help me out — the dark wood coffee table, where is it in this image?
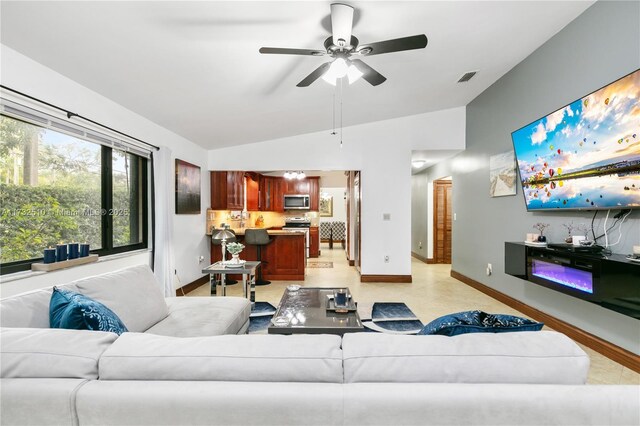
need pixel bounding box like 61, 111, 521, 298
268, 287, 364, 335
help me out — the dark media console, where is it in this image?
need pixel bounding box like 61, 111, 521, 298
505, 242, 640, 320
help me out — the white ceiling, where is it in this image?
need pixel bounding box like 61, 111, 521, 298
0, 1, 593, 150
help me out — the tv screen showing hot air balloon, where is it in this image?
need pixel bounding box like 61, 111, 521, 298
511, 69, 640, 211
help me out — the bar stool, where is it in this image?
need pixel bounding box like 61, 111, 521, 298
211, 229, 238, 285
245, 229, 272, 286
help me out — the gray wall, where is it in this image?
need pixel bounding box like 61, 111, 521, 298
417, 1, 640, 353
411, 173, 428, 256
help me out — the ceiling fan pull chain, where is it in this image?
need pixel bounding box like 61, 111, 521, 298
331, 89, 336, 136
340, 78, 344, 149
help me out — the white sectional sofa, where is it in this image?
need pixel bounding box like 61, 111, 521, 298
0, 265, 251, 336
1, 265, 638, 425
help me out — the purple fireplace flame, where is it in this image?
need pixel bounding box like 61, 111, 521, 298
531, 259, 593, 294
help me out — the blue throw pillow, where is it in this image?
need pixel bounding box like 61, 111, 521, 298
49, 287, 128, 335
418, 310, 543, 336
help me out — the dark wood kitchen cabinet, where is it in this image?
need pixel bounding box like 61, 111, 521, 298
308, 177, 319, 211
210, 171, 244, 210
259, 176, 284, 212
309, 226, 320, 258
245, 174, 259, 211
284, 178, 312, 195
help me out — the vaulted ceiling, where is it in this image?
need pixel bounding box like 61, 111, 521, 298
0, 1, 593, 150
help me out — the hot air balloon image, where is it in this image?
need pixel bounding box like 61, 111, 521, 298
557, 149, 561, 154
557, 168, 562, 175
604, 97, 610, 105
548, 169, 554, 177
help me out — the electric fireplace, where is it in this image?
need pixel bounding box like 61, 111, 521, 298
505, 242, 639, 319
530, 258, 594, 294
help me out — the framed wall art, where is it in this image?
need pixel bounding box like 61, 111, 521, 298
489, 151, 517, 197
175, 159, 201, 214
319, 195, 333, 217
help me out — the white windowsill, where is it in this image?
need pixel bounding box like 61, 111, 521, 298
0, 249, 152, 284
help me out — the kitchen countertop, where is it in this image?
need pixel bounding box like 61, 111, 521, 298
207, 228, 305, 237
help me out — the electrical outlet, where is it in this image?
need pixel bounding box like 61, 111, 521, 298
419, 241, 422, 249
198, 255, 205, 263
384, 255, 390, 263
454, 213, 457, 221
486, 263, 492, 276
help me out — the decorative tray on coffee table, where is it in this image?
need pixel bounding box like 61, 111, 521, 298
326, 292, 357, 312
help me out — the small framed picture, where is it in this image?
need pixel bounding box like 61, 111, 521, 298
320, 195, 333, 217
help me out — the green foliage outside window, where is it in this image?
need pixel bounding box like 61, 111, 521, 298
0, 115, 145, 266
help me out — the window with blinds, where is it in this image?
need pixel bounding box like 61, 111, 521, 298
0, 99, 150, 274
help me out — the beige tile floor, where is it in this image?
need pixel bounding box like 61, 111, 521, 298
190, 244, 639, 385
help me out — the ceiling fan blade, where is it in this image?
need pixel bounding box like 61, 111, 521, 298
259, 47, 325, 56
297, 62, 332, 87
357, 34, 428, 56
330, 3, 354, 47
350, 59, 387, 86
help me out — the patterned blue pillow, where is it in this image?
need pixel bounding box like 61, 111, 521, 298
418, 310, 543, 336
49, 287, 128, 335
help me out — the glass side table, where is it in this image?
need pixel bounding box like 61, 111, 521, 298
201, 261, 261, 304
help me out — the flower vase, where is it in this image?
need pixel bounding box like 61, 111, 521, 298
231, 254, 240, 264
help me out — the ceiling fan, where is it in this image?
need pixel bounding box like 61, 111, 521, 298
259, 3, 428, 87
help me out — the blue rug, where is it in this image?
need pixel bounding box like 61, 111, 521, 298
360, 302, 424, 334
247, 301, 423, 334
249, 302, 277, 334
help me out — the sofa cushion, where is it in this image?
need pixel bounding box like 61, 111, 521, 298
0, 328, 118, 379
99, 333, 343, 383
418, 310, 544, 336
49, 287, 128, 335
1, 378, 90, 426
71, 265, 168, 332
342, 331, 589, 384
76, 381, 344, 426
0, 284, 79, 328
144, 296, 250, 337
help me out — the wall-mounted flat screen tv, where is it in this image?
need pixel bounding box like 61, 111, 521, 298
511, 69, 640, 211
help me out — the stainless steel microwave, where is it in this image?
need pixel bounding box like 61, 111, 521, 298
283, 194, 310, 210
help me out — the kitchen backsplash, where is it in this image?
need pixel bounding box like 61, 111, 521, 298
207, 210, 318, 234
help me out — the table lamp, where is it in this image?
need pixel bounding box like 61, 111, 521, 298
212, 228, 236, 265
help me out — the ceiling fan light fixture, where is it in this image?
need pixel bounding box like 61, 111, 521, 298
321, 73, 337, 86
296, 171, 306, 180
321, 58, 348, 85
331, 58, 349, 78
347, 64, 363, 84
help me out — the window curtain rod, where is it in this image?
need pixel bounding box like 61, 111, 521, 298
0, 85, 160, 151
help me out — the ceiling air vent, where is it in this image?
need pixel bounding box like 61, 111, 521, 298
457, 71, 477, 83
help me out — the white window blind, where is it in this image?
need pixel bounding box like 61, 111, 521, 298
0, 98, 152, 158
